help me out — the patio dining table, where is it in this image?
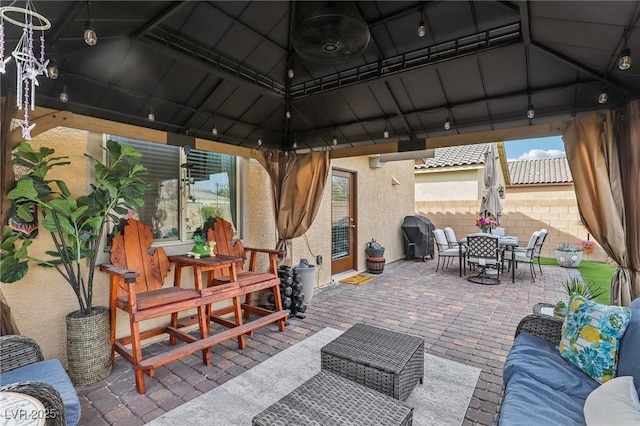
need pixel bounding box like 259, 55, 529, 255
458, 235, 519, 283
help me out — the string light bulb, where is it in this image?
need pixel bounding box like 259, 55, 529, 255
47, 60, 59, 79
383, 129, 390, 139
84, 21, 97, 46
418, 9, 426, 37
619, 47, 631, 70
598, 92, 608, 104
527, 104, 535, 119
147, 108, 155, 122
257, 137, 263, 146
286, 110, 291, 119
292, 141, 297, 149
332, 137, 338, 145
59, 85, 69, 103
212, 125, 218, 136
288, 68, 294, 79
444, 117, 451, 130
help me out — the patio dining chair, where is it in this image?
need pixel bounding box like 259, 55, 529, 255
508, 231, 540, 281
466, 233, 502, 285
444, 227, 460, 248
533, 229, 548, 275
433, 229, 461, 272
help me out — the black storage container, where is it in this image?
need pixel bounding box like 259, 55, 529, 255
401, 215, 435, 261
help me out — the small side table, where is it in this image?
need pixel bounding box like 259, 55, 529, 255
0, 391, 46, 426
533, 302, 557, 317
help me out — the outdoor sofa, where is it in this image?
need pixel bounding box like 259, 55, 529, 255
0, 335, 80, 426
497, 297, 640, 425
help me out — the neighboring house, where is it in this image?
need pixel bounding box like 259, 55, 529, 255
415, 144, 606, 261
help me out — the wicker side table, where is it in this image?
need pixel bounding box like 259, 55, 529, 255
321, 323, 424, 401
252, 370, 413, 426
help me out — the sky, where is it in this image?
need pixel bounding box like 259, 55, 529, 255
503, 136, 566, 161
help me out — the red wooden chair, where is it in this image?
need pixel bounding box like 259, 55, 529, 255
100, 219, 210, 393
206, 217, 286, 334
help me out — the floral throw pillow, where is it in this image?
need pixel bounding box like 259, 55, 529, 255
559, 294, 631, 384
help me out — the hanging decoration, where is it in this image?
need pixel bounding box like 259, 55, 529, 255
0, 1, 51, 140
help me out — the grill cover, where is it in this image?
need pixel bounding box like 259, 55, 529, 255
401, 215, 435, 260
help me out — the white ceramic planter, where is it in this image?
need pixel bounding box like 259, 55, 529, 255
555, 250, 583, 268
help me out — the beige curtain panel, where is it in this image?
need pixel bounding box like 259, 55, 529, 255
257, 149, 330, 258
563, 101, 640, 306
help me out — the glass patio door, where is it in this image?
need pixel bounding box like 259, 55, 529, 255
331, 169, 357, 275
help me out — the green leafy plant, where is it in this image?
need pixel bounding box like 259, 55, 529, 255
0, 140, 149, 316
555, 300, 567, 309
563, 277, 606, 300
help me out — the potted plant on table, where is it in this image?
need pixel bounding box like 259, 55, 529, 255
475, 216, 497, 233
1, 140, 148, 385
555, 243, 584, 268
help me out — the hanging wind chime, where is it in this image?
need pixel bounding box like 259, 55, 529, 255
0, 1, 51, 140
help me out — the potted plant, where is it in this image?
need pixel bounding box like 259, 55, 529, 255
475, 216, 497, 233
555, 242, 584, 268
581, 239, 596, 254
1, 140, 148, 385
553, 278, 606, 317
553, 300, 567, 317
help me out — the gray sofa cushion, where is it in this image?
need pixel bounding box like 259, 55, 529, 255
0, 359, 81, 426
617, 298, 640, 395
501, 332, 599, 425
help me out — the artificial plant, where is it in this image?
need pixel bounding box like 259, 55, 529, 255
0, 140, 149, 316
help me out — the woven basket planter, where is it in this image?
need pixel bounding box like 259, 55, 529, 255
66, 306, 112, 386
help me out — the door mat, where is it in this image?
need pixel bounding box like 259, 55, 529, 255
340, 274, 376, 285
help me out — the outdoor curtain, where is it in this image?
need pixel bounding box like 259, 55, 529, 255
257, 149, 330, 259
563, 101, 640, 306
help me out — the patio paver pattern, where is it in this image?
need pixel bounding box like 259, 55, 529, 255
76, 259, 570, 425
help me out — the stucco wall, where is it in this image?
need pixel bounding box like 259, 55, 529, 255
3, 125, 416, 363
248, 155, 416, 289
415, 183, 607, 262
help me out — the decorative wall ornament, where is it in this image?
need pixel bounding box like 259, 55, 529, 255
0, 1, 51, 140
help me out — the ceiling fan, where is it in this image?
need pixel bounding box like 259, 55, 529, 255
292, 2, 370, 64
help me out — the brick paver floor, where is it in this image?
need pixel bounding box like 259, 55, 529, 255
76, 258, 571, 425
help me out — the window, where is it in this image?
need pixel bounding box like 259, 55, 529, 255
108, 136, 239, 243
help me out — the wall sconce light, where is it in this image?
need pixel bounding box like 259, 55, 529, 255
497, 184, 505, 198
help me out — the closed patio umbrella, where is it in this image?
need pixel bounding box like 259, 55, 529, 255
480, 143, 502, 224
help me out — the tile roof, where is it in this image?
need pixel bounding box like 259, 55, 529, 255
508, 158, 573, 185
415, 144, 489, 169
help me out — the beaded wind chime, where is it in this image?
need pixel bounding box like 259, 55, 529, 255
0, 1, 51, 140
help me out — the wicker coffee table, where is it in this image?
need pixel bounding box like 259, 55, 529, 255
321, 323, 424, 401
252, 370, 413, 426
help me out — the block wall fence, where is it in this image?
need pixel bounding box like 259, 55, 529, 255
415, 192, 608, 263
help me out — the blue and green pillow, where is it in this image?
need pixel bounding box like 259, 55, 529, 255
559, 294, 631, 383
